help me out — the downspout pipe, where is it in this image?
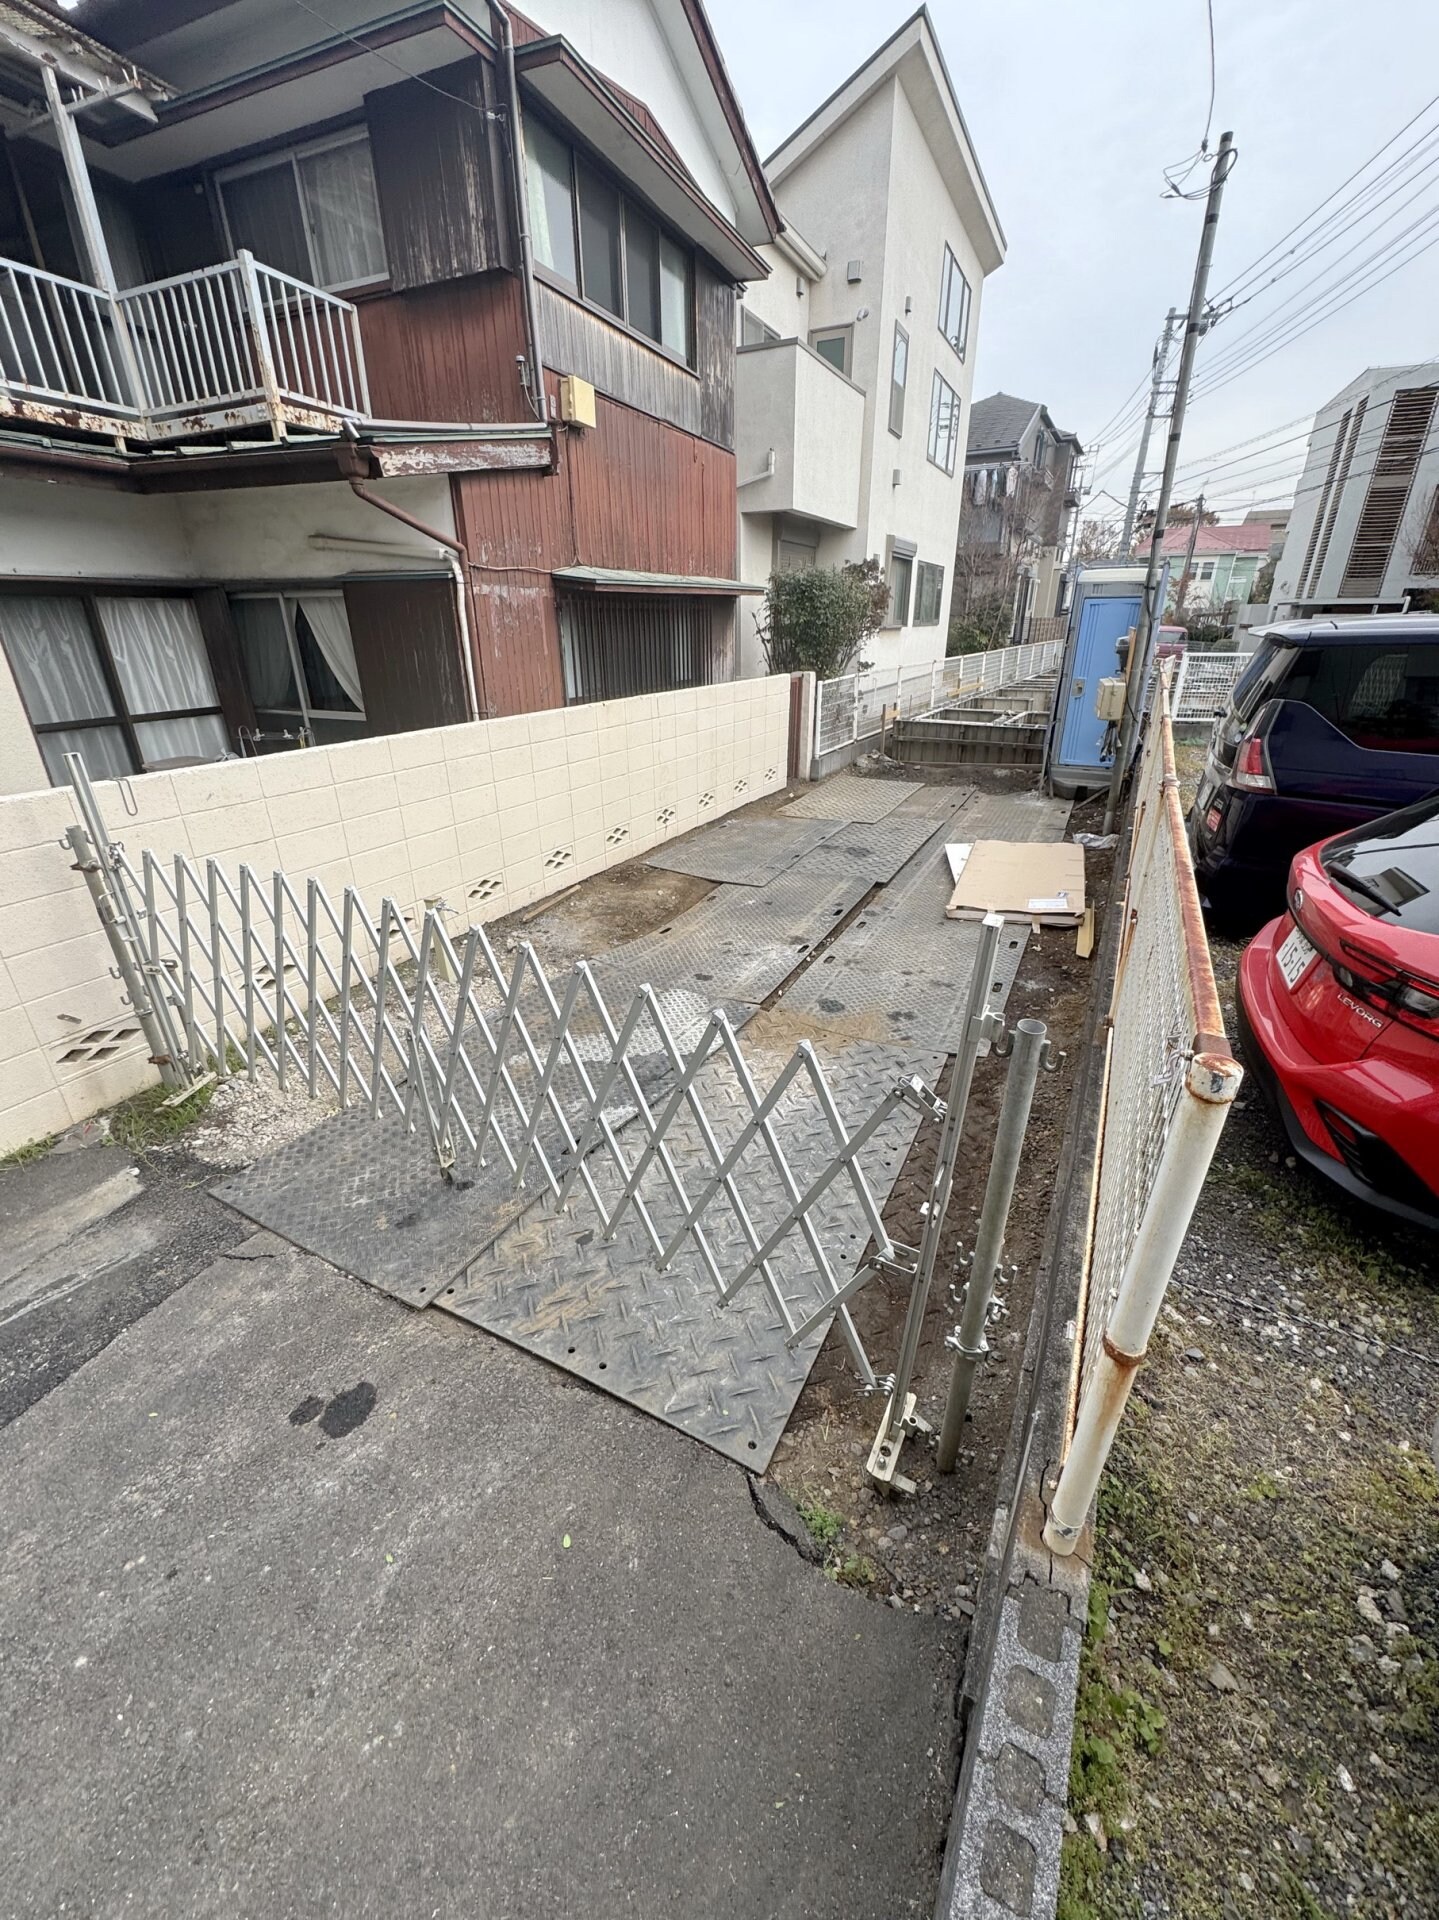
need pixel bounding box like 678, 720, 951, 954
489, 0, 548, 438
346, 476, 481, 724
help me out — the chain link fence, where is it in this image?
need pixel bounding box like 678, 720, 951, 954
1045, 677, 1243, 1552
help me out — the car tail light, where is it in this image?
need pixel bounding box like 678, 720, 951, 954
1229, 730, 1274, 793
1336, 937, 1439, 1038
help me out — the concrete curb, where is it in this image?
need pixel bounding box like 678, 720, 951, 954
934, 795, 1133, 1919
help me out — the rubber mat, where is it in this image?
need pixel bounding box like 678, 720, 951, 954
644, 815, 842, 885
436, 1039, 943, 1469
781, 775, 923, 822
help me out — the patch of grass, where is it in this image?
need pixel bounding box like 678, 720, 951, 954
833, 1553, 879, 1590
107, 1078, 215, 1154
0, 1133, 54, 1166
796, 1494, 845, 1550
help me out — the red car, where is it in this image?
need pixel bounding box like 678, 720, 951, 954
1236, 794, 1439, 1230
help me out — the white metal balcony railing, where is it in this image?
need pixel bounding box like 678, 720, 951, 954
0, 249, 370, 443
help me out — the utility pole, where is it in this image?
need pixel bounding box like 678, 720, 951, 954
1174, 492, 1206, 617
1121, 307, 1181, 557
1105, 132, 1236, 834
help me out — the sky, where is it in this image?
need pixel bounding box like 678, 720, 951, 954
704, 0, 1439, 527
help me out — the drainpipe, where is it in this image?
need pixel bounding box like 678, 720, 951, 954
489, 0, 547, 433
346, 476, 481, 723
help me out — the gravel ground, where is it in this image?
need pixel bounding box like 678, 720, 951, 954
1060, 935, 1439, 1920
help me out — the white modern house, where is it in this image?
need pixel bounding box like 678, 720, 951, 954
733, 8, 1005, 678
1275, 362, 1439, 615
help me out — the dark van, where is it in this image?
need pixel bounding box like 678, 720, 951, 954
1189, 616, 1439, 929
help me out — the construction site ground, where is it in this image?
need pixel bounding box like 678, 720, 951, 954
0, 763, 1106, 1920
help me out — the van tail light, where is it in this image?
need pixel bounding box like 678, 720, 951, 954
1229, 729, 1274, 793
1336, 938, 1439, 1039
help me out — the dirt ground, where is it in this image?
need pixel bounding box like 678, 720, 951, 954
763, 793, 1115, 1623
1059, 765, 1439, 1919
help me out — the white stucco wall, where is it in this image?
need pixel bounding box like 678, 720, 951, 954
742, 240, 817, 338
740, 73, 988, 677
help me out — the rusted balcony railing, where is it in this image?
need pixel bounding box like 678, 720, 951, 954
0, 248, 370, 443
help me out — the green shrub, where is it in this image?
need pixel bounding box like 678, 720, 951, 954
755, 559, 887, 679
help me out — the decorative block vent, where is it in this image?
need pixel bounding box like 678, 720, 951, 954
543, 847, 575, 872
697, 791, 715, 812
656, 807, 676, 827
605, 825, 629, 847
764, 766, 779, 781
733, 778, 749, 797
53, 1022, 142, 1067
467, 876, 503, 906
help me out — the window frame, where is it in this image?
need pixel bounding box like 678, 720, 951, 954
0, 585, 228, 785
214, 128, 389, 294
888, 321, 908, 438
938, 243, 971, 361
808, 325, 854, 379
914, 560, 945, 626
739, 305, 781, 347
883, 538, 917, 629
927, 370, 962, 477
230, 591, 366, 742
524, 111, 697, 370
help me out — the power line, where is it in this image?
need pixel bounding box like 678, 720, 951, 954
1192, 216, 1439, 400
1211, 90, 1439, 300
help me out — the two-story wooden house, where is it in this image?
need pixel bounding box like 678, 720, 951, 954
0, 0, 778, 791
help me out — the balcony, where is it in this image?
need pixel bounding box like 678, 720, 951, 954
0, 249, 370, 446
735, 338, 865, 531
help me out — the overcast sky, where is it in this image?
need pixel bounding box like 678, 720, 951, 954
706, 0, 1439, 523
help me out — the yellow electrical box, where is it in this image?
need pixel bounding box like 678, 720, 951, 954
559, 374, 596, 428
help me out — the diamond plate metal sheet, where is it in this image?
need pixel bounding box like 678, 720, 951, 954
591, 867, 873, 1009
437, 1041, 942, 1468
644, 815, 842, 885
781, 775, 923, 822
793, 814, 947, 886
780, 791, 1071, 1044
211, 993, 757, 1305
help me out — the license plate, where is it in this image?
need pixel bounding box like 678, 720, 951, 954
1276, 922, 1317, 991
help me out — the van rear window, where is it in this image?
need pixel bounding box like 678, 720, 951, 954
1283, 643, 1439, 754
1230, 640, 1295, 724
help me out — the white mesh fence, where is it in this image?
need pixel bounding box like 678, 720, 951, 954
1078, 677, 1235, 1391
813, 637, 1063, 759
1170, 649, 1245, 721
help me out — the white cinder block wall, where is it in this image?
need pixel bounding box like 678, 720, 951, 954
0, 678, 792, 1153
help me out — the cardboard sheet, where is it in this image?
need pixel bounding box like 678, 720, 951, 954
944, 839, 1087, 927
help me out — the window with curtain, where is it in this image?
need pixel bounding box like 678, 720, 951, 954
522, 114, 693, 363
231, 593, 364, 749
0, 593, 227, 786
217, 133, 387, 291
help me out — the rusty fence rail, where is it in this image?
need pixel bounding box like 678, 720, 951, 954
1044, 677, 1242, 1552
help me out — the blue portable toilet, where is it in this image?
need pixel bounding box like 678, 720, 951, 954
1045, 564, 1168, 798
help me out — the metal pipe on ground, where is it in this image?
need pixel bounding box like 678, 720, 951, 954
936, 1017, 1049, 1472
868, 911, 1004, 1493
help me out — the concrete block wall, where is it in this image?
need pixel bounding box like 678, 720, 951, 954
0, 678, 791, 1155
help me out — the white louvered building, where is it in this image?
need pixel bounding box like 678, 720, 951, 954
1275, 362, 1439, 615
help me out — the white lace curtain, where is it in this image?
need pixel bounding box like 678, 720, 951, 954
96, 598, 228, 766
297, 595, 363, 710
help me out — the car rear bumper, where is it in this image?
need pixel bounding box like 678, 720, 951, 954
1236, 927, 1439, 1232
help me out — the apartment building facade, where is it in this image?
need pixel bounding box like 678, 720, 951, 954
1275, 362, 1439, 616
955, 392, 1081, 641
0, 0, 778, 794
732, 9, 1005, 678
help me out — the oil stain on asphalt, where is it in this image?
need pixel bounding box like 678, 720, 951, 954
289, 1382, 378, 1439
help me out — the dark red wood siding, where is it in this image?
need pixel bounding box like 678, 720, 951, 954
343, 577, 468, 730
453, 377, 737, 717
357, 275, 531, 424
